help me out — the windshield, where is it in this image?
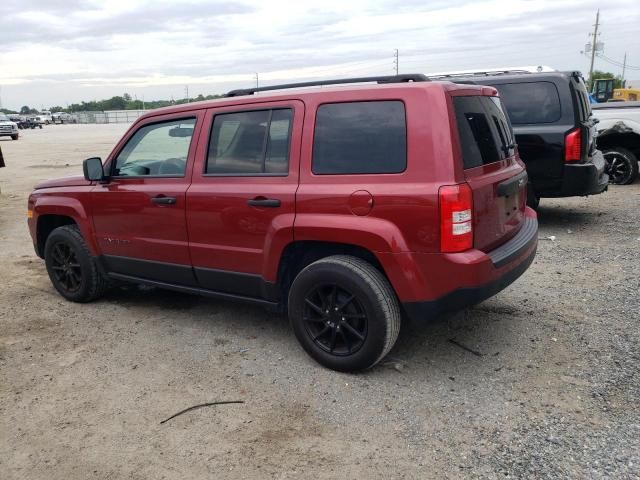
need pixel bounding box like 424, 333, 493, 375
0, 114, 10, 122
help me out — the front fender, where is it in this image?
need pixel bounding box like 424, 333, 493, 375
31, 191, 98, 255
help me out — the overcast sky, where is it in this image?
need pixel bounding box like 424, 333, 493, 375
1, 0, 639, 111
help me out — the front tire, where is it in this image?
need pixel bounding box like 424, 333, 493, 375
44, 225, 108, 302
11, 134, 18, 140
288, 255, 401, 372
603, 147, 639, 185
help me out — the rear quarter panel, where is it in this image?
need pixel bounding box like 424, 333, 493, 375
294, 85, 457, 255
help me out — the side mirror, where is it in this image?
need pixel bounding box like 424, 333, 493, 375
169, 126, 194, 138
83, 157, 104, 181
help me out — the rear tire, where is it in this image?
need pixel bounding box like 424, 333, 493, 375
603, 147, 638, 185
44, 225, 108, 302
288, 255, 401, 372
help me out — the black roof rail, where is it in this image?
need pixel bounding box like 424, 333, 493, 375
225, 73, 429, 97
427, 69, 533, 80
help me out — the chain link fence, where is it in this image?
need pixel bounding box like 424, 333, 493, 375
75, 110, 147, 124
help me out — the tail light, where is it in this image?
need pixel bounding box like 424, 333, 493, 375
439, 183, 473, 253
564, 128, 581, 162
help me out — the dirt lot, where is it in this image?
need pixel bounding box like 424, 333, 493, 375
0, 125, 638, 479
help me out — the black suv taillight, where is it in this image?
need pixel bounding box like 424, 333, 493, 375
564, 128, 581, 163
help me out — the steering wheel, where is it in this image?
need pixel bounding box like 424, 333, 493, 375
158, 158, 186, 175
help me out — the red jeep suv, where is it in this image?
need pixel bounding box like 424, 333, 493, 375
27, 74, 538, 371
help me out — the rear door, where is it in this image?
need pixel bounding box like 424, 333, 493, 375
186, 101, 303, 299
452, 94, 527, 251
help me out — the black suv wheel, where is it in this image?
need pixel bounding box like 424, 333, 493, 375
603, 147, 639, 185
44, 225, 108, 302
288, 255, 401, 372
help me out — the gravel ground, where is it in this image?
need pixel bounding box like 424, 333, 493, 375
0, 125, 638, 479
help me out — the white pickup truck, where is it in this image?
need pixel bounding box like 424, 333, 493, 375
592, 101, 640, 184
35, 111, 53, 125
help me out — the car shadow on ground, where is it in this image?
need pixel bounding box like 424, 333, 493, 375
535, 204, 604, 229
101, 284, 523, 374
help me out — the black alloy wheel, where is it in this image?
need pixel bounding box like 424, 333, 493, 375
49, 241, 83, 294
303, 284, 368, 356
44, 225, 108, 302
288, 255, 401, 372
603, 148, 639, 185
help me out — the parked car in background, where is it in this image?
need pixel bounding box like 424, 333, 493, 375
0, 113, 19, 140
36, 111, 53, 125
432, 68, 608, 208
24, 117, 43, 129
8, 115, 27, 129
591, 101, 640, 184
27, 74, 538, 371
52, 112, 78, 124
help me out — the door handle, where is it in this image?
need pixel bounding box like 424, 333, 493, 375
247, 197, 281, 208
151, 195, 177, 205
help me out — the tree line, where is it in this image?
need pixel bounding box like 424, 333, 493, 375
1, 92, 223, 115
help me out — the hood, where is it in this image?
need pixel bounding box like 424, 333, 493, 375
34, 175, 91, 190
0, 120, 17, 127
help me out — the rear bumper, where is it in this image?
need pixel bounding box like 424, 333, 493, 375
556, 150, 608, 197
401, 209, 538, 325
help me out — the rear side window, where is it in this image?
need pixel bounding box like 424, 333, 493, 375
206, 109, 292, 175
494, 82, 561, 124
454, 96, 514, 169
572, 76, 592, 122
312, 101, 406, 175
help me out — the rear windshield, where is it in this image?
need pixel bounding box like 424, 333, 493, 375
453, 96, 515, 169
493, 81, 561, 124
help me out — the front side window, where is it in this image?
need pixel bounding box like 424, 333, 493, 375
494, 81, 561, 124
206, 109, 292, 175
113, 118, 196, 177
312, 101, 406, 175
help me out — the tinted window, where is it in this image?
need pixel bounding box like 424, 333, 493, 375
113, 118, 196, 177
454, 96, 514, 169
312, 101, 406, 175
494, 82, 561, 124
572, 76, 592, 121
486, 96, 515, 156
206, 109, 292, 175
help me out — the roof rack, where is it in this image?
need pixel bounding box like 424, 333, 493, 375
225, 73, 429, 97
427, 65, 557, 79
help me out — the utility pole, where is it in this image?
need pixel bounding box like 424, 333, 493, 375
588, 9, 600, 88
254, 73, 259, 88
621, 52, 627, 86
393, 49, 399, 75
185, 85, 189, 103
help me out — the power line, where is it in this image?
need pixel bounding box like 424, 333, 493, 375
597, 53, 640, 70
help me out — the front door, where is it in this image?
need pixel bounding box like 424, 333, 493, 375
186, 101, 303, 300
91, 112, 203, 285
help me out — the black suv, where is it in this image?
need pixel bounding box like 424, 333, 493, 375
433, 70, 608, 207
